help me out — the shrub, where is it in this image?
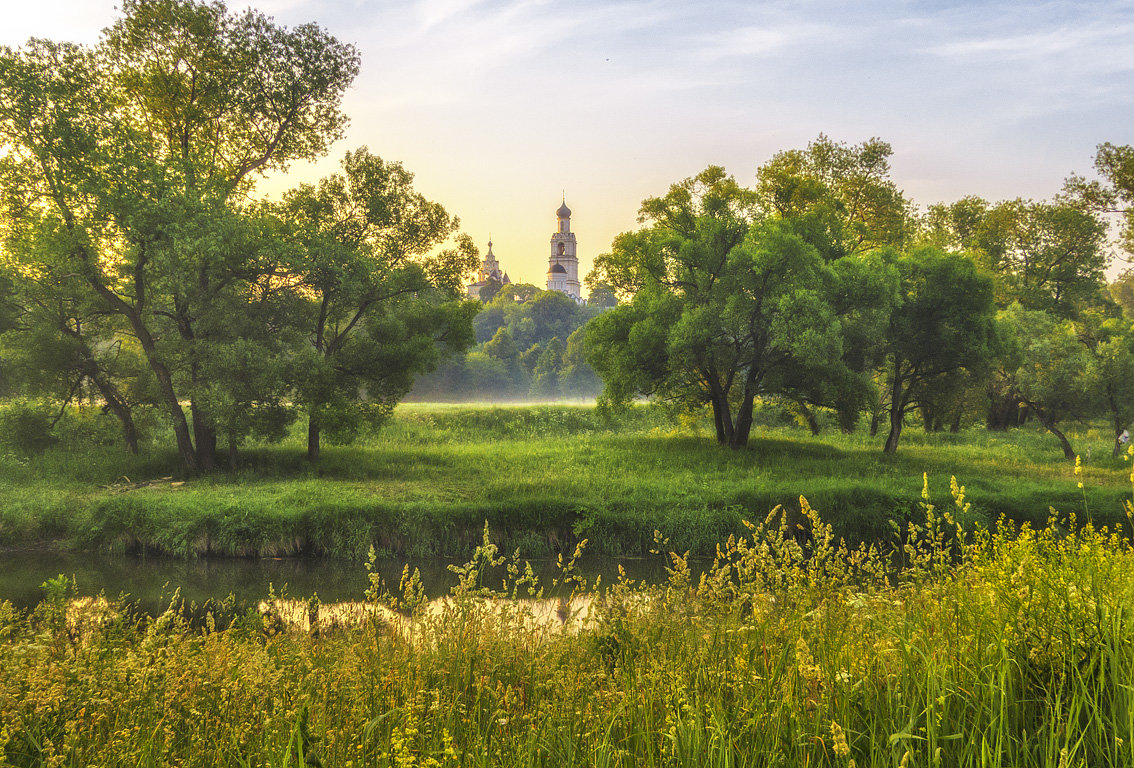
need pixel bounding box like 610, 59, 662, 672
0, 399, 58, 455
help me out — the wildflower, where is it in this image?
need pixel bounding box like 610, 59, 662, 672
1074, 455, 1082, 476
949, 475, 970, 515
830, 721, 851, 758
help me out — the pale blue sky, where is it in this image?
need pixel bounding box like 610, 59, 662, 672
5, 0, 1133, 285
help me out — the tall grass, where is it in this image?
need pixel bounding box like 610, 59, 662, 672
2, 482, 1133, 766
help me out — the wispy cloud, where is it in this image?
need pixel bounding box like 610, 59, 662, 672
690, 20, 836, 61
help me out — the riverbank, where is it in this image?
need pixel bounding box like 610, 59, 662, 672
3, 508, 1131, 767
0, 403, 1130, 558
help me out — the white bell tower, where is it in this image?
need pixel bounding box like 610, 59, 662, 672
547, 198, 581, 299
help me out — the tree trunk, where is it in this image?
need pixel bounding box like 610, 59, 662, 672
86, 281, 197, 470
798, 402, 821, 436
883, 374, 905, 454
708, 379, 733, 446
1103, 383, 1124, 458
80, 362, 139, 454
986, 387, 1022, 430
1029, 406, 1076, 461
712, 405, 726, 444
949, 408, 963, 433
730, 387, 757, 449
307, 416, 321, 463
94, 379, 138, 454
192, 403, 217, 472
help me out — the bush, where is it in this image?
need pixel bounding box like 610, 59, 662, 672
0, 399, 58, 455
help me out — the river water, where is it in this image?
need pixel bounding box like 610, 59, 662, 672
0, 550, 678, 614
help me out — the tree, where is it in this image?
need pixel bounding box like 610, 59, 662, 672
284, 148, 478, 462
1065, 142, 1134, 257
588, 166, 878, 448
0, 0, 360, 471
583, 280, 618, 308
999, 304, 1092, 460
879, 248, 999, 453
1076, 312, 1134, 457
920, 197, 1109, 316
755, 135, 909, 260
478, 276, 503, 304
559, 326, 601, 398
484, 327, 525, 395
0, 262, 150, 453
529, 337, 564, 399
1107, 271, 1134, 317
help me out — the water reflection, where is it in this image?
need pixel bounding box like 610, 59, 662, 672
0, 550, 682, 614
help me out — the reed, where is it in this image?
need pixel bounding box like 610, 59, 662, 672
2, 482, 1133, 767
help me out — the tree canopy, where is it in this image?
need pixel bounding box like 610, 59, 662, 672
0, 0, 474, 469
587, 163, 897, 448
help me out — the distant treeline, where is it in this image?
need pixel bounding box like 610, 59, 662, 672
410, 285, 612, 402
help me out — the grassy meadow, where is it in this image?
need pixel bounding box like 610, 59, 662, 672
1, 402, 1132, 558
4, 402, 1134, 766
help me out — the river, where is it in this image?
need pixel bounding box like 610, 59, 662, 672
0, 549, 679, 614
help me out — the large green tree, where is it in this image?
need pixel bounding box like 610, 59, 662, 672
999, 304, 1093, 460
879, 248, 999, 453
0, 0, 359, 471
587, 166, 883, 448
283, 148, 478, 462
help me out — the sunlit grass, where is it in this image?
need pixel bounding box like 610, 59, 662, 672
0, 402, 1130, 557
3, 495, 1133, 766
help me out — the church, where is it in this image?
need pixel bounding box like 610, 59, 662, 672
465, 198, 585, 303
465, 239, 510, 301
546, 199, 583, 302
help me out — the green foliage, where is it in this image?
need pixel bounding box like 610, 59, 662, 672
920, 196, 1109, 316
1076, 311, 1134, 454
588, 161, 900, 448
0, 7, 484, 469
529, 336, 564, 398
0, 0, 364, 471
755, 134, 909, 258
284, 147, 479, 460
416, 287, 603, 401
999, 304, 1093, 459
880, 247, 1000, 453
1065, 142, 1134, 257
0, 399, 58, 455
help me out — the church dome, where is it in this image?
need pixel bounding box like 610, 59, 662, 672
556, 201, 571, 218
549, 263, 567, 274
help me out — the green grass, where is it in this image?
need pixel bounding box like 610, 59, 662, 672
3, 504, 1133, 766
0, 402, 1131, 558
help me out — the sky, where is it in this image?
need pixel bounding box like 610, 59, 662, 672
4, 0, 1134, 287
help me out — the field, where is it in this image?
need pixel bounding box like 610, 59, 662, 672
0, 402, 1131, 558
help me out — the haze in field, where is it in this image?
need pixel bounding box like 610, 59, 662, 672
6, 0, 1133, 286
